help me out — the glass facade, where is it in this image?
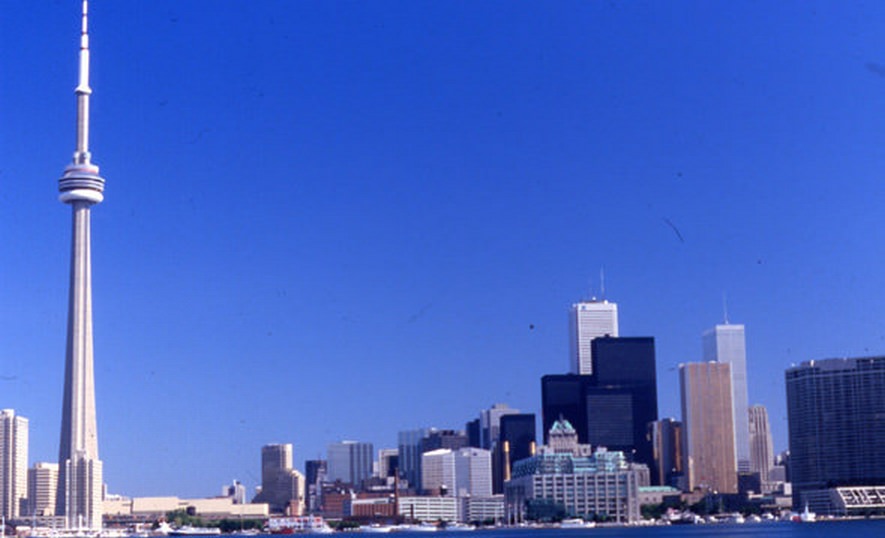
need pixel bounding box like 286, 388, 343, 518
785, 357, 885, 506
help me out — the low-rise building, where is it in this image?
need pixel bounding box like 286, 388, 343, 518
504, 419, 641, 524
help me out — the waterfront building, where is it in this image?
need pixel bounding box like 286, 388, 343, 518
785, 357, 885, 507
648, 418, 683, 488
28, 463, 59, 517
569, 299, 618, 375
397, 428, 429, 490
461, 495, 504, 524
56, 2, 106, 528
680, 362, 738, 493
703, 323, 750, 472
252, 444, 305, 514
326, 441, 374, 488
496, 414, 536, 492
800, 486, 885, 517
748, 404, 774, 488
397, 496, 459, 523
0, 410, 28, 519
504, 420, 641, 523
103, 496, 268, 521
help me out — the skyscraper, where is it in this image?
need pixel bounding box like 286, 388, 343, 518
589, 336, 658, 466
326, 441, 374, 488
680, 362, 737, 493
748, 405, 773, 485
785, 357, 885, 507
648, 418, 683, 488
702, 323, 749, 472
497, 414, 536, 491
479, 404, 520, 450
0, 410, 28, 519
55, 3, 105, 528
253, 444, 306, 514
569, 300, 618, 375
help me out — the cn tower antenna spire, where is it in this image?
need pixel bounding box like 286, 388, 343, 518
75, 0, 92, 164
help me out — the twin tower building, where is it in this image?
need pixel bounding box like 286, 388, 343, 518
542, 298, 765, 495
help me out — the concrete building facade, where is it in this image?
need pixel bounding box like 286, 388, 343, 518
0, 410, 28, 519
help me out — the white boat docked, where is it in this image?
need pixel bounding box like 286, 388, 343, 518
558, 518, 596, 529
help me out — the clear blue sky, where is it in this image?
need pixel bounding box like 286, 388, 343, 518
2, 1, 884, 499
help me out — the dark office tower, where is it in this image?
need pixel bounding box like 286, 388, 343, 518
541, 375, 593, 444
398, 428, 430, 490
785, 357, 885, 507
495, 414, 536, 493
587, 337, 658, 466
304, 460, 326, 513
420, 429, 468, 453
648, 418, 683, 487
466, 419, 481, 448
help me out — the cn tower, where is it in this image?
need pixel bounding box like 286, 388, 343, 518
56, 0, 105, 529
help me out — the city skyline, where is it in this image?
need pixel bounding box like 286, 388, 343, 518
2, 1, 885, 499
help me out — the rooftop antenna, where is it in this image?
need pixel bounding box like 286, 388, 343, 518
600, 267, 606, 301
722, 292, 729, 324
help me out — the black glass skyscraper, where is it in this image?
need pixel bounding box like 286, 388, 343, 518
541, 337, 658, 467
786, 357, 885, 507
494, 413, 536, 493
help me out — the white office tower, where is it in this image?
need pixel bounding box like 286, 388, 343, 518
569, 300, 618, 375
422, 448, 492, 498
28, 463, 60, 517
748, 405, 774, 486
0, 410, 28, 519
702, 323, 750, 472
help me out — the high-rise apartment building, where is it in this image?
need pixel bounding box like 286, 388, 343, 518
785, 357, 885, 507
28, 463, 59, 517
56, 2, 105, 528
703, 323, 749, 472
748, 405, 774, 485
326, 441, 374, 488
0, 410, 28, 519
253, 444, 305, 514
680, 362, 737, 493
569, 300, 618, 375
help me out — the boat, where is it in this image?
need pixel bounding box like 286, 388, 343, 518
267, 516, 333, 534
791, 504, 816, 523
558, 518, 596, 529
441, 523, 475, 532
167, 527, 221, 536
360, 524, 394, 533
